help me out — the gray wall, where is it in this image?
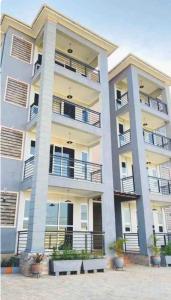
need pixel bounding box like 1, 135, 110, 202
1, 28, 35, 253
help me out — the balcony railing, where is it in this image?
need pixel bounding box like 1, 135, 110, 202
116, 92, 128, 110
121, 176, 135, 193
55, 50, 100, 83
17, 230, 105, 255
123, 233, 140, 253
119, 129, 131, 147
53, 96, 101, 127
143, 129, 171, 150
24, 155, 102, 183
148, 176, 171, 195
140, 92, 168, 114
30, 103, 38, 120
29, 96, 101, 127
153, 232, 171, 248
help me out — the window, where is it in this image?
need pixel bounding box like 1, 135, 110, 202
23, 201, 73, 230
11, 35, 32, 63
122, 203, 131, 232
81, 204, 88, 230
121, 162, 127, 178
5, 77, 28, 107
23, 200, 30, 229
0, 127, 23, 159
30, 140, 35, 156
0, 192, 17, 227
82, 110, 88, 123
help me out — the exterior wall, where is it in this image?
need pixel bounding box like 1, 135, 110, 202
1, 28, 35, 254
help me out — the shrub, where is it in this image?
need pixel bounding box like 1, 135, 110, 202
109, 238, 126, 257
161, 242, 171, 256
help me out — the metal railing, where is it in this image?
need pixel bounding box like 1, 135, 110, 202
30, 103, 38, 120
143, 129, 171, 150
29, 96, 101, 127
55, 50, 100, 83
123, 233, 140, 253
23, 155, 102, 183
116, 92, 128, 110
140, 92, 168, 114
17, 230, 105, 255
49, 155, 102, 183
53, 96, 101, 127
148, 176, 171, 195
23, 156, 34, 179
121, 176, 135, 193
153, 232, 171, 248
119, 129, 131, 147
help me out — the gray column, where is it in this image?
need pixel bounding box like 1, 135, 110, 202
98, 52, 116, 255
114, 200, 123, 238
109, 79, 122, 191
26, 21, 56, 253
127, 66, 153, 255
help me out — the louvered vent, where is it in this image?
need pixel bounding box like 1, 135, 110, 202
0, 192, 17, 226
11, 35, 32, 63
0, 127, 23, 159
5, 77, 28, 107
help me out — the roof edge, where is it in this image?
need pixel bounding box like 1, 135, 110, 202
109, 53, 171, 85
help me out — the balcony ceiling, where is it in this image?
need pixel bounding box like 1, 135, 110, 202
56, 31, 98, 66
51, 123, 100, 147
47, 186, 102, 198
146, 150, 170, 165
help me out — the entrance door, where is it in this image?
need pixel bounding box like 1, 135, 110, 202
93, 202, 102, 249
64, 102, 75, 119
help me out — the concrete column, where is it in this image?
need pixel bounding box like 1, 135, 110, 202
163, 87, 171, 139
26, 21, 56, 253
127, 66, 153, 255
114, 200, 123, 238
98, 52, 116, 256
109, 79, 122, 191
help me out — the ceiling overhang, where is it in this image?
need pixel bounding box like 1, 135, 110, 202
1, 5, 118, 56
109, 54, 171, 85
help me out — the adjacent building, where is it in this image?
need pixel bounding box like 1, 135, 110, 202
1, 6, 171, 261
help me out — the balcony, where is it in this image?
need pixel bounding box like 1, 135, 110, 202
29, 96, 101, 128
140, 92, 168, 115
148, 176, 171, 195
17, 230, 105, 255
143, 129, 171, 151
33, 51, 100, 83
24, 155, 102, 184
119, 129, 131, 147
115, 92, 128, 110
121, 176, 135, 193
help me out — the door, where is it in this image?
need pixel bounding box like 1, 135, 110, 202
63, 147, 74, 178
93, 202, 102, 249
64, 102, 75, 119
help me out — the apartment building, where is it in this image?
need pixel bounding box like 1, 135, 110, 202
109, 55, 171, 255
0, 5, 117, 257
0, 6, 171, 261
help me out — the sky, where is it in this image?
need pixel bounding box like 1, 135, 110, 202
1, 0, 171, 76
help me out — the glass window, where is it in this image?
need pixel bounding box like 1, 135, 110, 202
46, 203, 59, 226
23, 200, 30, 228
59, 203, 73, 227
30, 140, 35, 156
81, 204, 88, 230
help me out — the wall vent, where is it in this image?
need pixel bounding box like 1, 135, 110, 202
11, 35, 32, 63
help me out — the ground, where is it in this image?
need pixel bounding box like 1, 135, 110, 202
2, 266, 171, 300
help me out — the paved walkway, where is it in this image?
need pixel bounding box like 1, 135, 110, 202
1, 266, 171, 300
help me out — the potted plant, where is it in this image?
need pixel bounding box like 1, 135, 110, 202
109, 238, 126, 269
149, 235, 161, 266
49, 247, 82, 276
0, 256, 19, 274
31, 253, 45, 275
81, 251, 106, 272
161, 242, 171, 267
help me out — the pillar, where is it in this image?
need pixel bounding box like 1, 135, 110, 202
26, 21, 56, 253
127, 66, 153, 255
